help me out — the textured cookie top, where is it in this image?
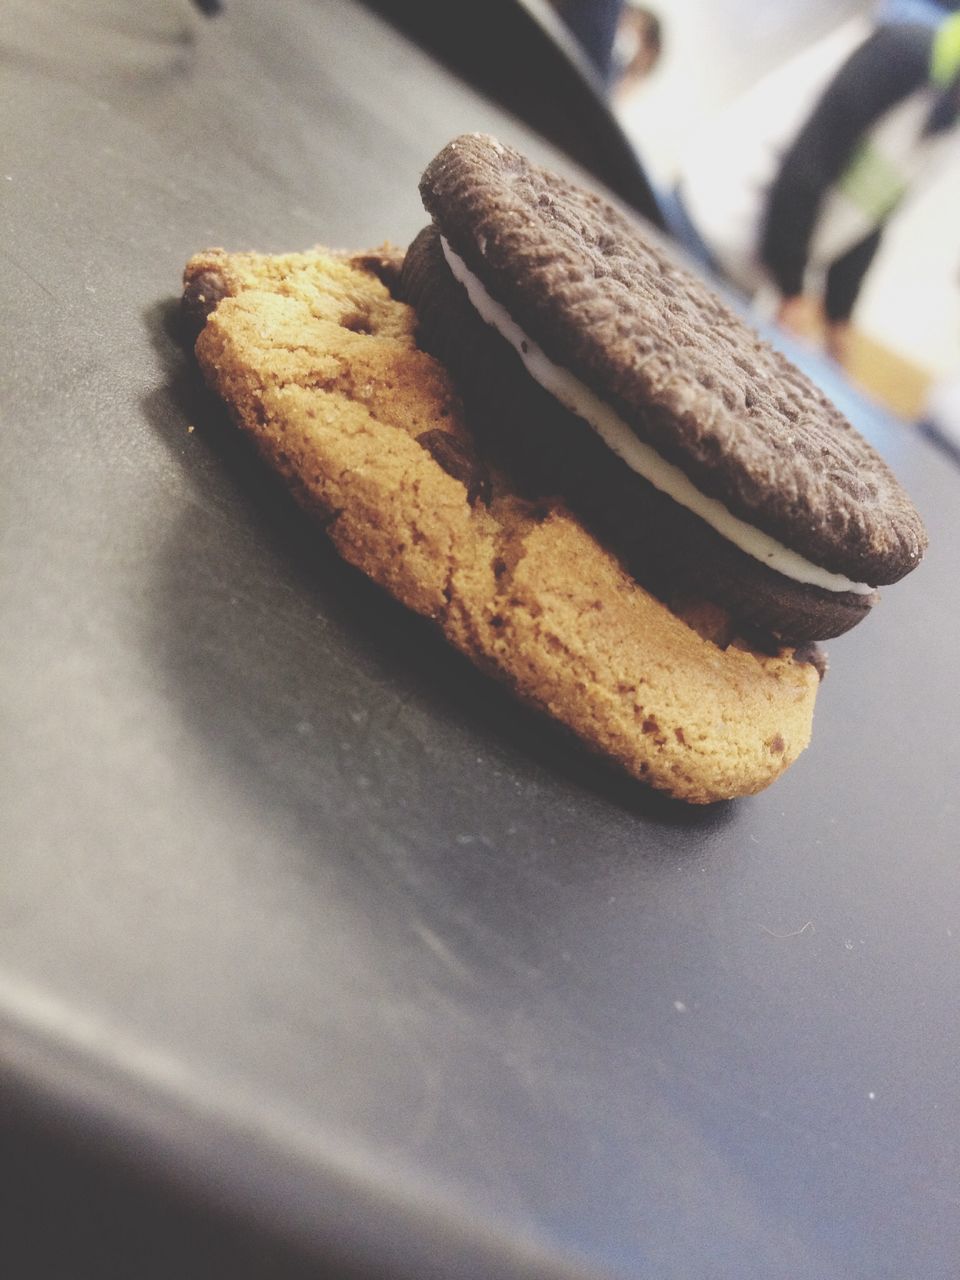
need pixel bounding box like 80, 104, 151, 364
419, 134, 927, 585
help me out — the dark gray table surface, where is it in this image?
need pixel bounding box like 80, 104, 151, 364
3, 2, 959, 1277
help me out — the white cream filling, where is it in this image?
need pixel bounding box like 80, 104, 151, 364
440, 236, 874, 596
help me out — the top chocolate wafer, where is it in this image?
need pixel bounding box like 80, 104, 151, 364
418, 134, 926, 593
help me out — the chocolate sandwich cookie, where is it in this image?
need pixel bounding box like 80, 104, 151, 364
403, 134, 927, 643
182, 245, 822, 802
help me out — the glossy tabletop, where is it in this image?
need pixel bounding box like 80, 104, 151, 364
2, 2, 959, 1278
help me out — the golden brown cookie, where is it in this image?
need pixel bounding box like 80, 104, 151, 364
182, 246, 821, 803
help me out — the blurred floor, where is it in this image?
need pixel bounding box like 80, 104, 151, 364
616, 0, 960, 417
846, 329, 933, 420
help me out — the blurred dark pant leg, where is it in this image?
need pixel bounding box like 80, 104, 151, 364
874, 0, 952, 25
554, 0, 625, 84
657, 185, 720, 277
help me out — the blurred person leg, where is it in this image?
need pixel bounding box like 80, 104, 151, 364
550, 0, 625, 86
875, 0, 958, 26
657, 185, 721, 277
611, 4, 663, 99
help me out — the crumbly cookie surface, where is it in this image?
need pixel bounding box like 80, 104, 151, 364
183, 246, 820, 803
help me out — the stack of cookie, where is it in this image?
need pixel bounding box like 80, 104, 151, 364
182, 135, 926, 802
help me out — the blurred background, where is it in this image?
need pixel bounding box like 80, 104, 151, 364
579, 0, 960, 426
370, 0, 960, 436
